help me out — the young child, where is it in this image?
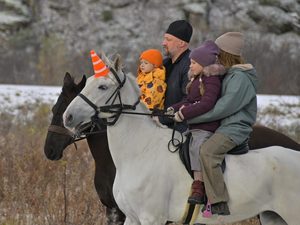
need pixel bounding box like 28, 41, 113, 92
169, 40, 226, 204
137, 49, 167, 110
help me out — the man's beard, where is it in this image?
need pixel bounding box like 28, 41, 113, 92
162, 47, 171, 57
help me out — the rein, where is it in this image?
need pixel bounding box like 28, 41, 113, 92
168, 123, 184, 153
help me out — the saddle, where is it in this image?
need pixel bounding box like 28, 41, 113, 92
179, 133, 249, 178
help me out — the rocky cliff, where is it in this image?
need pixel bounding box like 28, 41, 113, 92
0, 0, 299, 94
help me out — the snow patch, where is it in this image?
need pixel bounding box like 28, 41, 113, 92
0, 84, 299, 128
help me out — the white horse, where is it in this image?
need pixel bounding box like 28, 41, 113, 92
63, 54, 300, 225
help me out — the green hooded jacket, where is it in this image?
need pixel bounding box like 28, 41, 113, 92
188, 64, 257, 145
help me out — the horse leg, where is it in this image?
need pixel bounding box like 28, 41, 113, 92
139, 218, 166, 225
124, 217, 141, 225
259, 211, 288, 225
106, 207, 126, 225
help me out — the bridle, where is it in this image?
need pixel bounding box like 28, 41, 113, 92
48, 124, 74, 137
78, 67, 143, 126
48, 123, 107, 150
47, 91, 106, 148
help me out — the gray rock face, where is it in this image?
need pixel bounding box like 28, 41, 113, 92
0, 0, 31, 31
248, 5, 300, 34
0, 0, 299, 94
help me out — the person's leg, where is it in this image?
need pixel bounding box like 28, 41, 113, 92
193, 171, 203, 181
188, 130, 212, 204
199, 133, 236, 213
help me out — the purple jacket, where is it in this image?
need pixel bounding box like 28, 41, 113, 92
172, 64, 225, 132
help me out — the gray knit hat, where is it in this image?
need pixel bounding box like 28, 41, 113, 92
215, 32, 244, 56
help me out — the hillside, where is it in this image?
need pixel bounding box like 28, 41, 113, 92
0, 0, 299, 94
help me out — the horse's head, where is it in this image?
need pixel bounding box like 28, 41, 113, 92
44, 72, 86, 160
63, 52, 139, 132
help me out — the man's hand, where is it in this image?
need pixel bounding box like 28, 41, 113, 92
165, 107, 175, 116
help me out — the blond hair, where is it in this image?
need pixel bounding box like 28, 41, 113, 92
186, 73, 205, 96
218, 50, 245, 69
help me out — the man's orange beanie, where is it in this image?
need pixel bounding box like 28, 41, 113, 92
140, 49, 163, 67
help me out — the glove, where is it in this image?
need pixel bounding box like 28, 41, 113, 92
165, 107, 175, 116
152, 116, 168, 128
174, 111, 184, 122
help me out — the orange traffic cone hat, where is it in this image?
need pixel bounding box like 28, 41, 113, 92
90, 50, 110, 77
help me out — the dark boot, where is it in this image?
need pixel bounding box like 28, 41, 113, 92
188, 180, 205, 204
211, 201, 230, 215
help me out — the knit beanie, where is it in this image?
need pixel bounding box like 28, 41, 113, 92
165, 20, 193, 43
215, 32, 244, 56
140, 49, 163, 67
189, 40, 219, 67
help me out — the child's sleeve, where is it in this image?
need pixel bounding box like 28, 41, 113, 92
151, 79, 167, 109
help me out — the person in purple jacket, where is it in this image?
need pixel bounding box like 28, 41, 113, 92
168, 40, 226, 204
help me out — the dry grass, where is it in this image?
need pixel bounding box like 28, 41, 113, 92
0, 104, 106, 225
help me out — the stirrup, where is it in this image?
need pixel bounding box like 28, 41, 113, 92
188, 196, 205, 204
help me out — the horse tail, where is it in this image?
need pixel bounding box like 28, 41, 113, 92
249, 125, 300, 151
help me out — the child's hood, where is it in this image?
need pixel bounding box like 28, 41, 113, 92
203, 64, 226, 77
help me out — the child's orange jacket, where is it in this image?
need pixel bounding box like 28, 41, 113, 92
137, 67, 167, 110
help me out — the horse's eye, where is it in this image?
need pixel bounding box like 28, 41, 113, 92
98, 85, 108, 90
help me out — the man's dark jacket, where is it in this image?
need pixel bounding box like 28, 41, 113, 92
160, 49, 190, 132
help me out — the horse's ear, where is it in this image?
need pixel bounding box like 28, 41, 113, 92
64, 72, 73, 86
78, 75, 87, 90
99, 50, 110, 66
113, 54, 122, 71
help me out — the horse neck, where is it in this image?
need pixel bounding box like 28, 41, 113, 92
106, 75, 159, 166
87, 132, 111, 161
85, 132, 118, 210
